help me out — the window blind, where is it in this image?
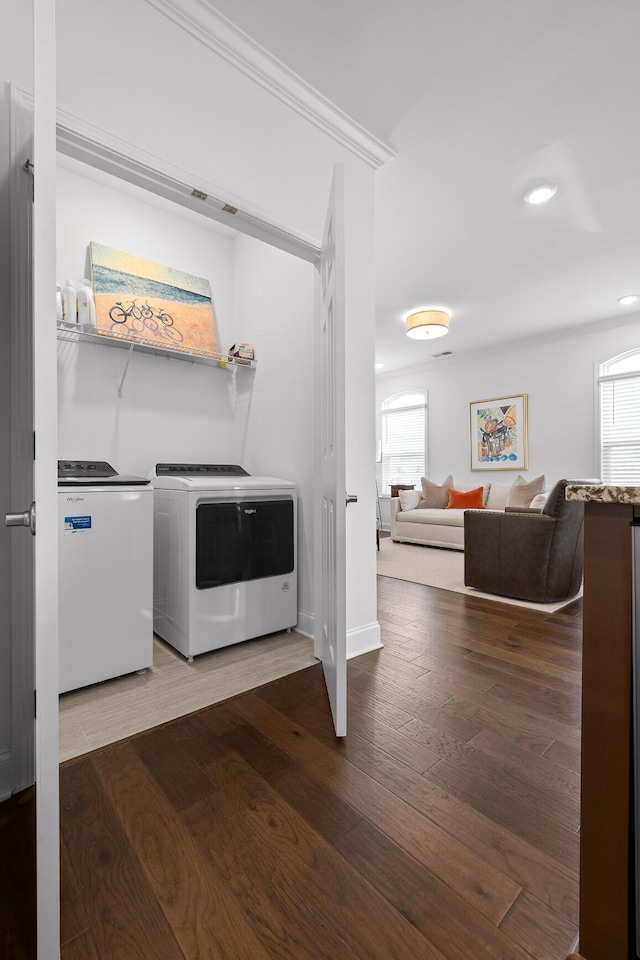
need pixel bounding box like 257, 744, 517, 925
380, 403, 426, 492
600, 372, 640, 483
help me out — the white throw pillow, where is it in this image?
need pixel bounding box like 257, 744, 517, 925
529, 492, 549, 510
485, 481, 511, 511
398, 489, 422, 511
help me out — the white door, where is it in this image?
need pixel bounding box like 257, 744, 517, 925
4, 4, 60, 957
315, 164, 347, 736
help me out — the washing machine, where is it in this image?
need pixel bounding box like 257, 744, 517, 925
151, 463, 297, 660
58, 460, 154, 693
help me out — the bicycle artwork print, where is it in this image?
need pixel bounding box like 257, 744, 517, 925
90, 242, 217, 355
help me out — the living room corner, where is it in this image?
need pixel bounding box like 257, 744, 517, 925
375, 309, 640, 595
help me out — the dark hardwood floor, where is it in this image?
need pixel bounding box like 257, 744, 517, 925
60, 576, 582, 959
0, 787, 36, 960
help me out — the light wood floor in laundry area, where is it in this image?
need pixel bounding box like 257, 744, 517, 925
59, 575, 582, 960
59, 630, 317, 762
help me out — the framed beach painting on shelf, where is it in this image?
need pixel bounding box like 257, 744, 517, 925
90, 242, 217, 355
469, 394, 528, 471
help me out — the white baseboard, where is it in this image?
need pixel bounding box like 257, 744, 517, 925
295, 608, 314, 640
296, 611, 382, 661
0, 750, 12, 802
347, 621, 383, 660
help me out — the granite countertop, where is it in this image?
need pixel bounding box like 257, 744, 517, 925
566, 483, 640, 504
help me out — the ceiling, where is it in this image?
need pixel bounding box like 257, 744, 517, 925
208, 1, 640, 373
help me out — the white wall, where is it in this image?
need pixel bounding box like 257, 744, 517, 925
6, 0, 380, 673
55, 0, 365, 243
54, 0, 380, 655
56, 159, 322, 626
376, 317, 640, 525
56, 159, 241, 473
230, 234, 316, 627
0, 2, 32, 94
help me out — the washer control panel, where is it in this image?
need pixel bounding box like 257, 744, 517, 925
58, 460, 117, 479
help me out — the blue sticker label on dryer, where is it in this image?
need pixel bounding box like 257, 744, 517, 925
64, 515, 92, 534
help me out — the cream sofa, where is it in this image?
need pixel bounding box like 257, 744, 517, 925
390, 475, 546, 550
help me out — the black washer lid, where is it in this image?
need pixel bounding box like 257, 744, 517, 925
154, 463, 250, 478
58, 460, 150, 486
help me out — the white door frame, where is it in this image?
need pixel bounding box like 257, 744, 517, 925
33, 0, 61, 955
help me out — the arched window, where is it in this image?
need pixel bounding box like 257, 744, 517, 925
599, 349, 640, 483
380, 392, 426, 491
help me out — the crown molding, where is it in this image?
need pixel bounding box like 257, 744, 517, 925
143, 0, 396, 169
377, 310, 640, 380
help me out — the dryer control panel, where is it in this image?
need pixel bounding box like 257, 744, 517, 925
154, 463, 250, 478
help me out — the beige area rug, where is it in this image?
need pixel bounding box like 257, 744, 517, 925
377, 537, 581, 613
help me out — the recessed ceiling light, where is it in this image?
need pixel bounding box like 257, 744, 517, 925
523, 182, 557, 205
617, 294, 638, 306
375, 362, 384, 369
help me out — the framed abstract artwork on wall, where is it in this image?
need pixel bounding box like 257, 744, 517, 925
90, 242, 217, 355
469, 394, 528, 471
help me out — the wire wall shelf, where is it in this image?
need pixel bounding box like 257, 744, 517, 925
56, 320, 255, 397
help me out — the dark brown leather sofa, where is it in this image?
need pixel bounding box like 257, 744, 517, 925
463, 478, 585, 602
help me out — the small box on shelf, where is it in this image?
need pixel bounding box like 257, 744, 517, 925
228, 341, 255, 361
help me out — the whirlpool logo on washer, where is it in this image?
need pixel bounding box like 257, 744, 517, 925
66, 496, 84, 502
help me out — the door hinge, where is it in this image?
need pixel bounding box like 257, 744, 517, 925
34, 689, 36, 718
33, 431, 36, 460
24, 159, 34, 175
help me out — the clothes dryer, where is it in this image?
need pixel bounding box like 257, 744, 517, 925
151, 463, 297, 660
58, 460, 154, 693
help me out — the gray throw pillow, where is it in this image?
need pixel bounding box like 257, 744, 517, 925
418, 474, 454, 509
506, 474, 545, 508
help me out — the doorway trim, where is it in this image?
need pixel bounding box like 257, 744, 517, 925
56, 106, 322, 264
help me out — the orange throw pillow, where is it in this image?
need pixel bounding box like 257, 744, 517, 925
446, 487, 485, 509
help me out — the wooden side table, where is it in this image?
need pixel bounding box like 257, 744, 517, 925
390, 484, 415, 499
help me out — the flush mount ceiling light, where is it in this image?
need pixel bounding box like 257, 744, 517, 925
523, 182, 558, 205
405, 308, 450, 340
617, 294, 639, 306
375, 362, 384, 370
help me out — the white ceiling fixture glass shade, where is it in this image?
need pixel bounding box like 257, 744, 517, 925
405, 309, 450, 339
523, 182, 557, 205
617, 294, 638, 306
